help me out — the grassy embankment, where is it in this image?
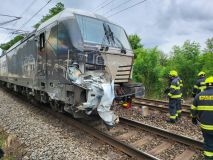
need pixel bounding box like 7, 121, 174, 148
0, 129, 25, 160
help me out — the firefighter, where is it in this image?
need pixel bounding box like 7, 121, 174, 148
191, 76, 213, 159
192, 71, 206, 97
177, 76, 183, 117
166, 70, 182, 123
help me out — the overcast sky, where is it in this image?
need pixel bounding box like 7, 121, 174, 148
0, 0, 212, 54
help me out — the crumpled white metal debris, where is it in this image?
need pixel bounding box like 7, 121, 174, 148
97, 81, 119, 126
69, 68, 118, 126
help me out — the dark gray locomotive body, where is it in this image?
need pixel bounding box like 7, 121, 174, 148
0, 9, 143, 126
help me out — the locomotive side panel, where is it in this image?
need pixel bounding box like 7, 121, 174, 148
7, 37, 37, 88
0, 54, 8, 82
0, 8, 143, 127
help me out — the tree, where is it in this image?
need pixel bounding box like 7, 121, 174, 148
200, 52, 213, 76
128, 34, 167, 98
0, 35, 24, 51
130, 34, 212, 99
0, 3, 65, 51
201, 38, 213, 76
128, 34, 143, 58
34, 2, 64, 28
133, 47, 163, 98
168, 41, 202, 97
205, 38, 213, 53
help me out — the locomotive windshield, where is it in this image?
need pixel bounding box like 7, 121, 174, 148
75, 14, 131, 50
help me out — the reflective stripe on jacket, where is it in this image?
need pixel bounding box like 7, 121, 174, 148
192, 77, 206, 96
177, 77, 183, 88
168, 77, 182, 99
204, 150, 213, 157
191, 87, 213, 133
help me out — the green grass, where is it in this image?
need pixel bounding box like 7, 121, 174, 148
0, 132, 7, 148
0, 132, 16, 160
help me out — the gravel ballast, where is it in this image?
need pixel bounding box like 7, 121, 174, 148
115, 105, 203, 141
0, 88, 129, 160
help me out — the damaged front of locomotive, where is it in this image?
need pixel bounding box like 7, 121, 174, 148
49, 9, 142, 127
66, 67, 118, 127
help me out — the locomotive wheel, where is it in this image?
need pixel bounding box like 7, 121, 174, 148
26, 91, 31, 100
30, 97, 39, 106
58, 104, 65, 113
50, 100, 64, 112
50, 100, 58, 112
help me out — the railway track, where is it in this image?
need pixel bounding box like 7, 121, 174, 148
133, 98, 191, 115
88, 117, 203, 160
32, 102, 202, 160
3, 88, 202, 160
43, 109, 158, 160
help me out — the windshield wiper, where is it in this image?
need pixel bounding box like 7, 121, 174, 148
100, 23, 110, 51
101, 23, 126, 54
103, 23, 111, 44
107, 25, 126, 54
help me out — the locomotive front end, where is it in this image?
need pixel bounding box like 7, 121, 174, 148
68, 13, 139, 126
40, 9, 143, 127
0, 8, 143, 129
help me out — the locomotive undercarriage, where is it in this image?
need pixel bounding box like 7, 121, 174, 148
0, 47, 145, 128
0, 9, 146, 128
0, 69, 119, 127
0, 72, 143, 128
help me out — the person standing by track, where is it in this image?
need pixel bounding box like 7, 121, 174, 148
191, 76, 213, 159
192, 71, 206, 97
166, 70, 182, 123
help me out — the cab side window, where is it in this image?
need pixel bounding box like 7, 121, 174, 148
39, 33, 45, 51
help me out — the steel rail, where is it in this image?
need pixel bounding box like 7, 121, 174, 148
120, 117, 203, 150
135, 98, 191, 109
2, 88, 159, 159
47, 111, 160, 160
2, 88, 200, 159
133, 100, 190, 115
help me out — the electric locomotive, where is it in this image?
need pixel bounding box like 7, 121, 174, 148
0, 9, 144, 127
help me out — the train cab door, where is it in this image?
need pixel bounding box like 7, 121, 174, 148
37, 31, 47, 89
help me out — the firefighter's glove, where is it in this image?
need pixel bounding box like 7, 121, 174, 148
192, 117, 198, 125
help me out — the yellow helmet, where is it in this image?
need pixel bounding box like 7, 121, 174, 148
169, 70, 178, 77
205, 76, 213, 85
198, 71, 205, 77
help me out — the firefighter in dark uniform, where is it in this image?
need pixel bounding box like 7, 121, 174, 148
166, 70, 182, 123
192, 71, 206, 97
177, 76, 183, 117
191, 76, 213, 159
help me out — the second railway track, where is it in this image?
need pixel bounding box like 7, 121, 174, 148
87, 117, 203, 160
30, 100, 203, 160
1, 88, 203, 160
133, 98, 191, 115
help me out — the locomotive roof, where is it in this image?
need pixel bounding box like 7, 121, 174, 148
4, 9, 113, 53
37, 8, 111, 31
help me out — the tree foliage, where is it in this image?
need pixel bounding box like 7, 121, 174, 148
133, 47, 163, 97
201, 38, 213, 76
205, 38, 213, 53
128, 34, 143, 50
128, 34, 143, 58
129, 34, 213, 99
167, 41, 202, 97
0, 2, 65, 52
0, 35, 24, 51
34, 2, 64, 28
